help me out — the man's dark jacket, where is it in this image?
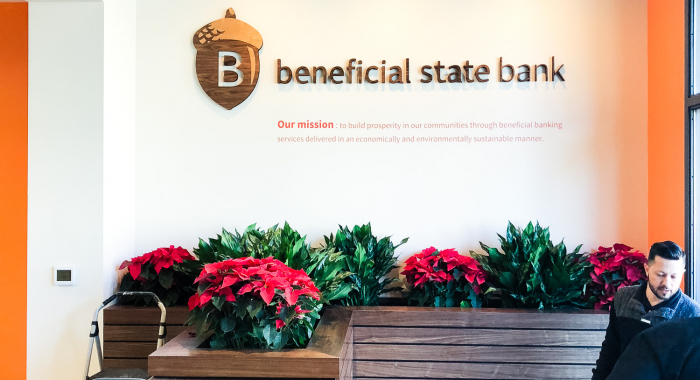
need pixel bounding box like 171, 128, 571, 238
606, 317, 700, 380
591, 283, 700, 380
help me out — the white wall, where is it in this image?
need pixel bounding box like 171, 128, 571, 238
25, 1, 649, 377
103, 0, 136, 298
28, 2, 104, 380
132, 0, 648, 259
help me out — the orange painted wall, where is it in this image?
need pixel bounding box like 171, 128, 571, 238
648, 0, 686, 250
0, 3, 27, 380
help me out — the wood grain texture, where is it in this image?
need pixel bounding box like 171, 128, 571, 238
104, 325, 188, 342
103, 358, 148, 370
154, 378, 334, 380
348, 307, 609, 330
354, 344, 599, 364
103, 305, 189, 325
534, 63, 549, 82
103, 305, 190, 369
149, 328, 338, 378
149, 307, 353, 379
143, 307, 608, 379
354, 361, 593, 379
193, 9, 264, 50
474, 65, 490, 82
307, 307, 353, 357
353, 326, 606, 346
105, 342, 160, 358
195, 40, 260, 110
339, 319, 353, 380
312, 66, 327, 84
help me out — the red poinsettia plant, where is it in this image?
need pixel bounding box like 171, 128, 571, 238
585, 243, 648, 310
401, 247, 488, 307
187, 256, 322, 350
119, 245, 197, 307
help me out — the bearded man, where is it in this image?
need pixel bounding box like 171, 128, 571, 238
591, 241, 700, 380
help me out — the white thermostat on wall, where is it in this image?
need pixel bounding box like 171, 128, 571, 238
54, 267, 75, 286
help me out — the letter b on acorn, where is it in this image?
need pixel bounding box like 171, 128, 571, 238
193, 8, 262, 110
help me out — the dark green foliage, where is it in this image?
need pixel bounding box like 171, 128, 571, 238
193, 222, 297, 263
194, 222, 353, 303
410, 280, 483, 308
118, 265, 195, 307
186, 288, 322, 350
323, 223, 409, 306
471, 221, 593, 309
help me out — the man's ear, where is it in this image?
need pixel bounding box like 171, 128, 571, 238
644, 263, 649, 276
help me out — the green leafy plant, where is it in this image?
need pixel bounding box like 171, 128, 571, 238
193, 223, 353, 304
186, 257, 322, 349
323, 223, 409, 306
471, 221, 592, 309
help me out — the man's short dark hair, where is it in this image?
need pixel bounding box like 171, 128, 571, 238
648, 241, 685, 262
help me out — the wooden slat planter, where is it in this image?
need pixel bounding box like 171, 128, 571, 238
150, 307, 608, 380
149, 307, 353, 380
103, 305, 190, 369
349, 307, 608, 380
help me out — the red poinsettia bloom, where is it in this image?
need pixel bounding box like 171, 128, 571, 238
188, 256, 320, 322
149, 245, 196, 274
586, 243, 648, 309
439, 248, 487, 288
402, 247, 448, 286
119, 254, 149, 282
402, 247, 487, 294
119, 245, 195, 281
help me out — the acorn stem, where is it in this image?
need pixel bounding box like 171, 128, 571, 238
225, 8, 236, 19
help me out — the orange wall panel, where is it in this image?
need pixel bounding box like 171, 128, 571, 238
0, 3, 27, 380
648, 0, 686, 249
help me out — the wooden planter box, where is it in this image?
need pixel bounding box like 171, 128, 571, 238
103, 305, 190, 369
149, 307, 353, 380
149, 307, 609, 380
347, 307, 608, 380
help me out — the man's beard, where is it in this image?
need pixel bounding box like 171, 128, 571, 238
649, 282, 673, 301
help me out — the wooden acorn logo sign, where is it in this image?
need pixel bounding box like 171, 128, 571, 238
193, 8, 262, 110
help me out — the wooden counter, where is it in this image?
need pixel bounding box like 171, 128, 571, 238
149, 307, 609, 380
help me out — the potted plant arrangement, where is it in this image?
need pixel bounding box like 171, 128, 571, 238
184, 222, 409, 349
584, 243, 648, 310
118, 245, 198, 306
321, 223, 409, 306
401, 247, 487, 307
193, 222, 355, 304
148, 222, 408, 379
471, 221, 593, 309
186, 256, 322, 349
102, 246, 198, 369
106, 220, 651, 379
